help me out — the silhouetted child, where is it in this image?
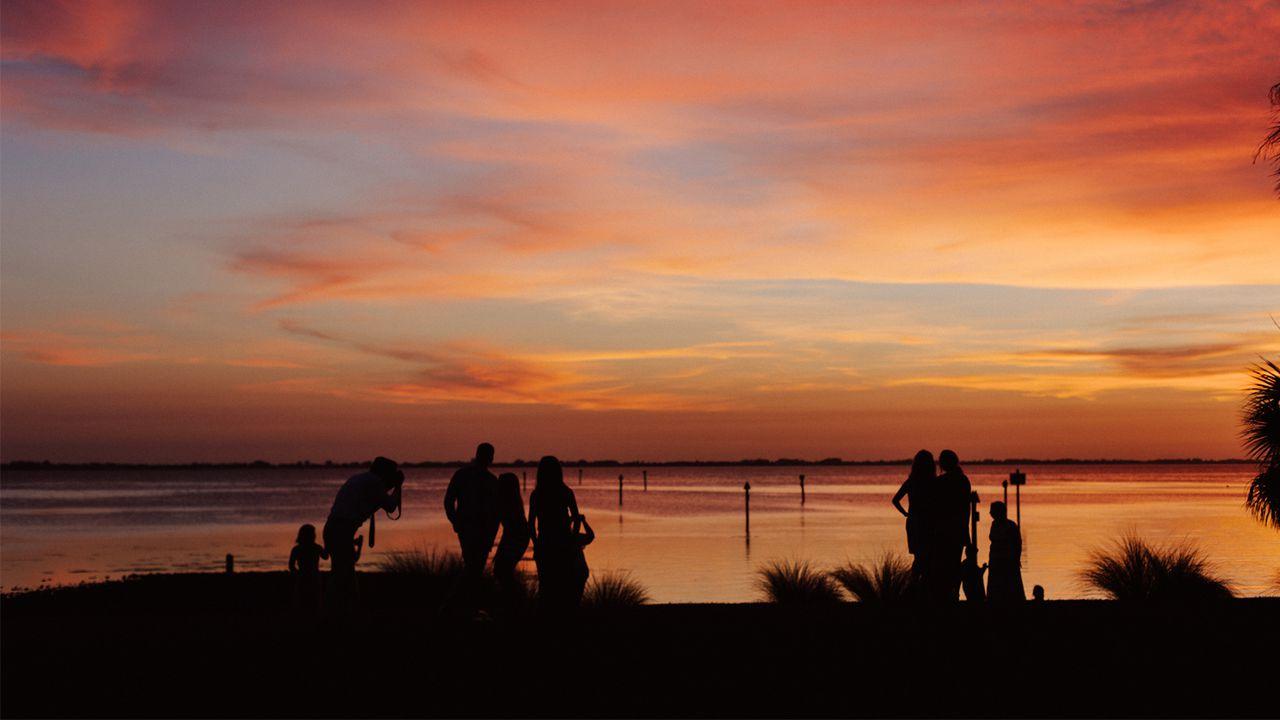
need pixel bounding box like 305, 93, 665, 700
961, 544, 987, 602
1032, 584, 1045, 601
568, 513, 596, 606
289, 524, 328, 611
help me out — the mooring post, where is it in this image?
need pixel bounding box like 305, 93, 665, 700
1002, 479, 1009, 505
799, 474, 806, 505
643, 470, 648, 491
618, 474, 624, 506
1009, 469, 1027, 527
744, 481, 751, 536
578, 467, 583, 485
225, 553, 234, 574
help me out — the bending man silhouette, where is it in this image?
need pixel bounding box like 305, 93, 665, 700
444, 442, 500, 603
928, 449, 971, 600
324, 456, 403, 613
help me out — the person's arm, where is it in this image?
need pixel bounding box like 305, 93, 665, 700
381, 484, 401, 513
353, 535, 363, 564
891, 480, 910, 518
580, 517, 595, 546
320, 545, 329, 560
567, 489, 580, 523
443, 472, 459, 527
289, 546, 299, 573
527, 492, 538, 541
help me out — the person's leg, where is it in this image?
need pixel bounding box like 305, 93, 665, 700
323, 520, 356, 616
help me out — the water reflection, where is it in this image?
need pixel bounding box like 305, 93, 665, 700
2, 464, 1277, 599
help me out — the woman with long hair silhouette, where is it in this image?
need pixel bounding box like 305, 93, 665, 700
892, 449, 936, 584
527, 455, 580, 609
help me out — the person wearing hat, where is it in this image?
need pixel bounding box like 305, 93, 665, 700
323, 456, 403, 612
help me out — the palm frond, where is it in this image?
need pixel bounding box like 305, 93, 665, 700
1241, 358, 1280, 465
1256, 81, 1280, 194
756, 559, 843, 605
1241, 357, 1280, 528
830, 553, 916, 604
1080, 535, 1233, 602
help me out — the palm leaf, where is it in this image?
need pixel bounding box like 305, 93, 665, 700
1241, 358, 1280, 528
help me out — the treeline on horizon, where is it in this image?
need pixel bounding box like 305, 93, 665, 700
1, 457, 1253, 470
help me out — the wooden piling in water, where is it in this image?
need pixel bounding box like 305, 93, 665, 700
799, 474, 806, 505
643, 470, 648, 491
744, 481, 751, 535
618, 474, 624, 506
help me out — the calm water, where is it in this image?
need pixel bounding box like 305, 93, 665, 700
2, 464, 1277, 601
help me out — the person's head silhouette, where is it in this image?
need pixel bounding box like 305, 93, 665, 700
371, 456, 399, 482
296, 523, 317, 545
990, 500, 1008, 521
1032, 584, 1045, 601
536, 455, 564, 490
474, 443, 495, 468
938, 449, 960, 472
910, 449, 935, 479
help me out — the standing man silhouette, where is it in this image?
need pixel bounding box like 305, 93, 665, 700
324, 456, 403, 613
929, 449, 971, 600
444, 442, 499, 604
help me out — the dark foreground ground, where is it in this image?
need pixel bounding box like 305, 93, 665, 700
3, 573, 1278, 718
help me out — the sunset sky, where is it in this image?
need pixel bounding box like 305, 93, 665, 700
2, 0, 1278, 462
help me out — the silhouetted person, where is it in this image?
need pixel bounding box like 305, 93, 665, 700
528, 455, 580, 611
324, 456, 403, 613
987, 501, 1025, 602
1032, 584, 1045, 602
927, 449, 971, 600
492, 471, 530, 594
568, 513, 596, 606
289, 523, 329, 612
961, 544, 986, 602
444, 442, 500, 605
892, 449, 936, 585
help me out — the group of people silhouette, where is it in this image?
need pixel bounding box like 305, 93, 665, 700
444, 443, 594, 610
288, 445, 1026, 612
893, 449, 1026, 602
288, 444, 594, 614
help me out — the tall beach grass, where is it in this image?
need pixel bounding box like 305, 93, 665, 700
582, 571, 650, 609
831, 553, 916, 604
1080, 535, 1233, 602
756, 559, 842, 605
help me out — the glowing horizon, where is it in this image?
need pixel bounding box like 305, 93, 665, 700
2, 0, 1278, 462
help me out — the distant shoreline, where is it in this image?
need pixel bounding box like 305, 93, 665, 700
1, 457, 1255, 470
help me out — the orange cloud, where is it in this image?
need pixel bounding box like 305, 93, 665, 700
0, 327, 157, 367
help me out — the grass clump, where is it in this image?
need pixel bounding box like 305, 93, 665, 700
376, 547, 463, 577
831, 553, 916, 604
756, 559, 842, 605
1080, 536, 1233, 603
582, 571, 650, 609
